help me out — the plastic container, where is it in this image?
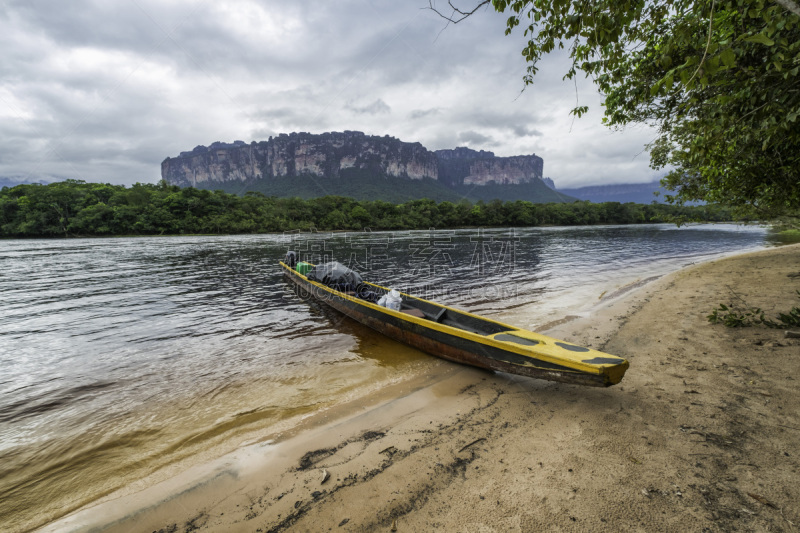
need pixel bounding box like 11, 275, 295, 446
296, 262, 313, 275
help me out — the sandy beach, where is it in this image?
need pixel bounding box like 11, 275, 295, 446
41, 244, 800, 533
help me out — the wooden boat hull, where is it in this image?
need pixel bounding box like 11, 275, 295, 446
281, 262, 629, 387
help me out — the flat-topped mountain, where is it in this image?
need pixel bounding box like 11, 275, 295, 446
161, 132, 567, 203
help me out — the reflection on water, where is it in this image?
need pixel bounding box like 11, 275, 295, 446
0, 224, 768, 531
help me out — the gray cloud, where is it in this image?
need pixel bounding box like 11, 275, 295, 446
512, 125, 543, 137
0, 0, 658, 187
458, 130, 496, 147
345, 99, 392, 115
409, 108, 441, 120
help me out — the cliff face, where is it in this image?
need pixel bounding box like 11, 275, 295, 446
162, 133, 545, 191
463, 155, 543, 186
161, 131, 438, 187
434, 147, 543, 187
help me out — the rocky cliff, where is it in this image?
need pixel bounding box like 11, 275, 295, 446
162, 132, 546, 193
161, 131, 438, 187
434, 147, 544, 187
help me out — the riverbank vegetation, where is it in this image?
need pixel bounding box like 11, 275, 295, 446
1, 180, 736, 237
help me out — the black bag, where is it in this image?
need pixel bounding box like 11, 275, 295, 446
307, 262, 364, 292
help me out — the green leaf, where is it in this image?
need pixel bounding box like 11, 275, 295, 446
720, 48, 736, 67
650, 81, 661, 95
744, 34, 775, 46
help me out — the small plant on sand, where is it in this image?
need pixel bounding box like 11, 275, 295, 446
707, 304, 767, 328
708, 290, 800, 329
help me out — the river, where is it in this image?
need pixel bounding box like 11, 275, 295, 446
0, 223, 771, 531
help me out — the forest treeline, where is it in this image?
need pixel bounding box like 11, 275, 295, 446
0, 180, 736, 237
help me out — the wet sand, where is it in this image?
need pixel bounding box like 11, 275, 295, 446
41, 244, 800, 532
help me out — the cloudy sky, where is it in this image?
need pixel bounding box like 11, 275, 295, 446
0, 0, 662, 189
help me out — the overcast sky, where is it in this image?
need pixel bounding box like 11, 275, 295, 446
0, 0, 662, 189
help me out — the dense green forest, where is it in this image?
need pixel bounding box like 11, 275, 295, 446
0, 180, 735, 237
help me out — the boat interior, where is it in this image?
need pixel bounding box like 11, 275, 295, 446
362, 282, 513, 336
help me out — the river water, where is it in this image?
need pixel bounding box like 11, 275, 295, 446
0, 224, 771, 531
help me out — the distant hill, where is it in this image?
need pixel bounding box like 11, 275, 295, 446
557, 181, 667, 204
0, 177, 50, 189
162, 132, 575, 204
451, 180, 576, 204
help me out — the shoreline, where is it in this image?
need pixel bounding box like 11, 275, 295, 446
2, 221, 792, 242
40, 244, 800, 532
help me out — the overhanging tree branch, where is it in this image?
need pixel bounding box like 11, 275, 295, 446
427, 0, 490, 24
